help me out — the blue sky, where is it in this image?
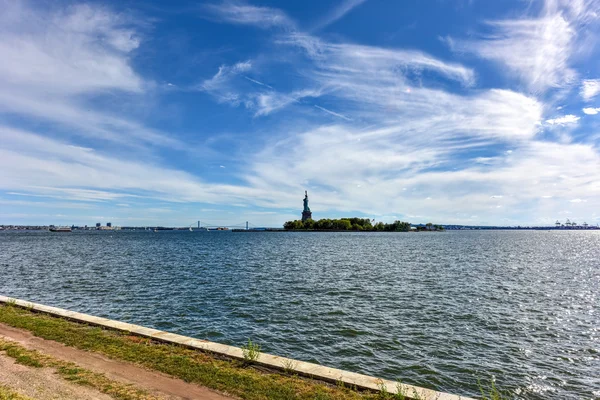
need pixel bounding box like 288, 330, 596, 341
1, 0, 600, 227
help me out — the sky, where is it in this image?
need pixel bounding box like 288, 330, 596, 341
1, 0, 600, 227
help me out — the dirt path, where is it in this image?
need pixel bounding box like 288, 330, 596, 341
0, 353, 114, 400
0, 323, 232, 400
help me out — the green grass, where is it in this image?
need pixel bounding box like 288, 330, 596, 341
0, 385, 34, 400
3, 344, 44, 368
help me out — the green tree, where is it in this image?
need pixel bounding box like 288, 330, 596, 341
351, 223, 363, 231
283, 221, 295, 230
303, 219, 315, 230
333, 219, 352, 230
292, 220, 305, 230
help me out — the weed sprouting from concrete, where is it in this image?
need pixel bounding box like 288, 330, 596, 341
241, 339, 261, 364
376, 380, 389, 399
394, 381, 407, 400
478, 377, 510, 400
281, 358, 298, 374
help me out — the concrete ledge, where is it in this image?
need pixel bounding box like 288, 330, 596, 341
0, 296, 474, 400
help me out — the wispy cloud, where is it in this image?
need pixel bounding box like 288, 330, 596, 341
0, 1, 183, 150
0, 126, 269, 205
0, 2, 143, 95
311, 0, 368, 31
203, 1, 295, 30
253, 89, 320, 116
581, 79, 600, 101
446, 0, 600, 93
582, 107, 600, 115
314, 105, 352, 121
455, 17, 575, 92
283, 33, 475, 86
244, 76, 273, 89
199, 61, 252, 105
545, 114, 580, 125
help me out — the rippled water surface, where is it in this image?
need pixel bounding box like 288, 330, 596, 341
1, 230, 598, 398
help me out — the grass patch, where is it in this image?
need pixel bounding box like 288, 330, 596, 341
3, 344, 44, 368
0, 338, 157, 400
0, 385, 34, 400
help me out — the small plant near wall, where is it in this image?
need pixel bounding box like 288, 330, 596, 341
241, 339, 261, 364
281, 359, 297, 375
478, 377, 510, 400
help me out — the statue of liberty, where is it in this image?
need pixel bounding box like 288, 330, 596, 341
302, 191, 312, 221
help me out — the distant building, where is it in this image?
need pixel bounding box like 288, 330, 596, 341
302, 191, 312, 221
107, 222, 112, 227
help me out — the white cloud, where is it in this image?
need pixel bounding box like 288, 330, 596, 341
204, 1, 295, 30
474, 157, 497, 165
583, 107, 600, 115
448, 0, 600, 93
545, 114, 580, 125
252, 89, 320, 116
0, 1, 182, 150
200, 61, 252, 105
0, 2, 143, 95
284, 34, 475, 86
458, 15, 575, 92
271, 35, 544, 143
581, 79, 600, 101
241, 121, 600, 225
0, 126, 269, 205
311, 0, 367, 31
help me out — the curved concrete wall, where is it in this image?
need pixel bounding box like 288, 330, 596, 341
0, 296, 473, 400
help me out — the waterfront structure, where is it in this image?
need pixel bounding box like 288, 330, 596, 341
49, 226, 72, 232
302, 191, 312, 221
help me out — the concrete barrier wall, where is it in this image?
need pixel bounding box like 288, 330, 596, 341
0, 295, 473, 400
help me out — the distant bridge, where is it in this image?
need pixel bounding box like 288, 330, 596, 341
190, 221, 262, 230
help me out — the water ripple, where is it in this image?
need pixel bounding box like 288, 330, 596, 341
1, 230, 599, 399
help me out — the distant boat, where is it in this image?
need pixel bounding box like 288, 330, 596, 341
189, 227, 193, 231
153, 228, 158, 233
49, 226, 72, 232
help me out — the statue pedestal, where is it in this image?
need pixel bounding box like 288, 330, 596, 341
302, 211, 312, 221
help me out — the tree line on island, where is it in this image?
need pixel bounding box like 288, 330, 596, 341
283, 218, 444, 231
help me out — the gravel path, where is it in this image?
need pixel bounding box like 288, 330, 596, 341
0, 353, 113, 400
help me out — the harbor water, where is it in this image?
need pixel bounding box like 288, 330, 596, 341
0, 230, 598, 399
